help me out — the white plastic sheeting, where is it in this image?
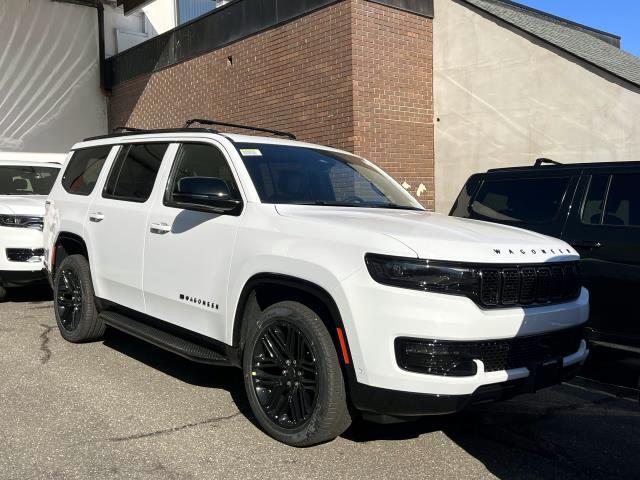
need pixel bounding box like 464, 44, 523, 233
0, 0, 107, 153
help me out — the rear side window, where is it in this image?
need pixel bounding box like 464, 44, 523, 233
62, 146, 112, 196
583, 173, 640, 227
471, 177, 570, 224
103, 143, 169, 202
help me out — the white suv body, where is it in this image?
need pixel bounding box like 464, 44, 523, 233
44, 127, 589, 445
0, 154, 63, 298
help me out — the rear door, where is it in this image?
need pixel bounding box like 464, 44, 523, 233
142, 140, 244, 341
452, 172, 578, 237
563, 167, 640, 349
85, 142, 170, 312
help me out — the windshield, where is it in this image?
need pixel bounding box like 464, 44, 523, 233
0, 165, 60, 195
236, 143, 423, 210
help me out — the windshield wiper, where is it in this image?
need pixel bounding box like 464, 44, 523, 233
368, 203, 425, 211
290, 201, 424, 211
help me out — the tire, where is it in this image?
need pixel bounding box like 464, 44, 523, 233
0, 286, 6, 302
53, 254, 105, 343
242, 301, 351, 447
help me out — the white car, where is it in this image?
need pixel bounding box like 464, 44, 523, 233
44, 121, 589, 446
0, 153, 63, 300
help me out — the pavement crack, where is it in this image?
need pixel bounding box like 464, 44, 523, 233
107, 411, 243, 443
38, 324, 54, 364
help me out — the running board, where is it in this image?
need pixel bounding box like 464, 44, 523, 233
100, 311, 231, 366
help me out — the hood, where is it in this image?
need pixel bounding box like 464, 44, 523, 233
275, 205, 579, 264
0, 195, 47, 216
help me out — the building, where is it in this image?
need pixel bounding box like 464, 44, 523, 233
3, 0, 639, 212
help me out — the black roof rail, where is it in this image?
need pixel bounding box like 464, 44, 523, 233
184, 118, 296, 140
534, 157, 562, 166
111, 126, 148, 133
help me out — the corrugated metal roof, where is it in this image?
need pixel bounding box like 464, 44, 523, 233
461, 0, 640, 87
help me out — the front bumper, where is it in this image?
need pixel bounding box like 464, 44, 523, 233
340, 268, 590, 396
0, 226, 46, 286
351, 347, 586, 417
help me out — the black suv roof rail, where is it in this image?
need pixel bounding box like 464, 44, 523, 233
534, 157, 562, 166
184, 118, 297, 140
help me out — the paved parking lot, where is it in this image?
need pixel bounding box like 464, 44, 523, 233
1, 288, 638, 480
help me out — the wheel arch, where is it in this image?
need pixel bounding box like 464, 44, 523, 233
232, 273, 351, 366
53, 232, 89, 275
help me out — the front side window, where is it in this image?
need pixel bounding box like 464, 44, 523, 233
0, 165, 60, 195
62, 146, 112, 195
470, 177, 570, 224
166, 143, 241, 203
103, 143, 169, 202
236, 143, 422, 210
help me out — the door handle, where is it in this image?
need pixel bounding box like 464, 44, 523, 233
572, 240, 602, 249
89, 212, 105, 222
150, 222, 171, 234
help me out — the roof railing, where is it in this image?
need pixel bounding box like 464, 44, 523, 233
534, 157, 562, 166
184, 118, 296, 140
111, 126, 149, 133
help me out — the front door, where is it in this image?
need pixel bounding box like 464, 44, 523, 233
563, 167, 640, 349
85, 142, 170, 312
143, 141, 244, 342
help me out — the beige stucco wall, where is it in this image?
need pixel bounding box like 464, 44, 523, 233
0, 0, 107, 153
433, 0, 640, 212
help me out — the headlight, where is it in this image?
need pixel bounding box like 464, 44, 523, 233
0, 215, 44, 230
365, 254, 479, 297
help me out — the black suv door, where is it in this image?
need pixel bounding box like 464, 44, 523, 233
563, 166, 640, 351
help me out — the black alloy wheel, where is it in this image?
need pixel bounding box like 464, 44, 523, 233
53, 254, 105, 343
251, 321, 319, 428
243, 301, 351, 447
56, 267, 84, 332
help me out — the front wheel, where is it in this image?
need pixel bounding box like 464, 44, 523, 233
53, 254, 105, 343
242, 301, 351, 446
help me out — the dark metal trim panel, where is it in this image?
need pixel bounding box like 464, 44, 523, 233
366, 0, 433, 18
105, 0, 343, 87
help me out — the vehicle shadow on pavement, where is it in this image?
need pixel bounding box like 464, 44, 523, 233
345, 383, 639, 479
101, 328, 255, 417
5, 285, 52, 303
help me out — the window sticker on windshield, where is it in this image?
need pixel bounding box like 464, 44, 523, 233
240, 148, 262, 157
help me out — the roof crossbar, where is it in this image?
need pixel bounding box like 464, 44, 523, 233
184, 118, 296, 140
534, 157, 562, 166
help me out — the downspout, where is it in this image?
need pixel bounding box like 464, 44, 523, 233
96, 0, 108, 93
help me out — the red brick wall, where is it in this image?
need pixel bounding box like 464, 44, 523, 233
108, 0, 434, 207
351, 0, 435, 208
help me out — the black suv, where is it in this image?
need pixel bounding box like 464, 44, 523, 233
451, 159, 640, 356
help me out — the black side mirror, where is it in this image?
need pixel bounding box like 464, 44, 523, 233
171, 177, 242, 214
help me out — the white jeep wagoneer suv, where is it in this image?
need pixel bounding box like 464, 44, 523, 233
44, 120, 589, 446
0, 153, 63, 300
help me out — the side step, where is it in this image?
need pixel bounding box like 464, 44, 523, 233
100, 311, 231, 366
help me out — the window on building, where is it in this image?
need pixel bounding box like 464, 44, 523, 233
103, 143, 169, 202
178, 0, 228, 24
470, 177, 570, 224
62, 146, 112, 196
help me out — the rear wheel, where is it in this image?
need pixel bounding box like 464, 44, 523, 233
242, 301, 351, 447
0, 286, 6, 302
53, 254, 104, 343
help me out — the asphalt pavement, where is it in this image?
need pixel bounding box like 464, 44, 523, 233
1, 287, 638, 480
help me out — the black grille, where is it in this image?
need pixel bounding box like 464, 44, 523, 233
6, 248, 44, 262
479, 262, 580, 307
396, 326, 584, 375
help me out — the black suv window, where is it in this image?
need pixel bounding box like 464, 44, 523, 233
103, 143, 169, 202
471, 177, 570, 224
583, 173, 640, 227
62, 146, 112, 196
166, 143, 241, 203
